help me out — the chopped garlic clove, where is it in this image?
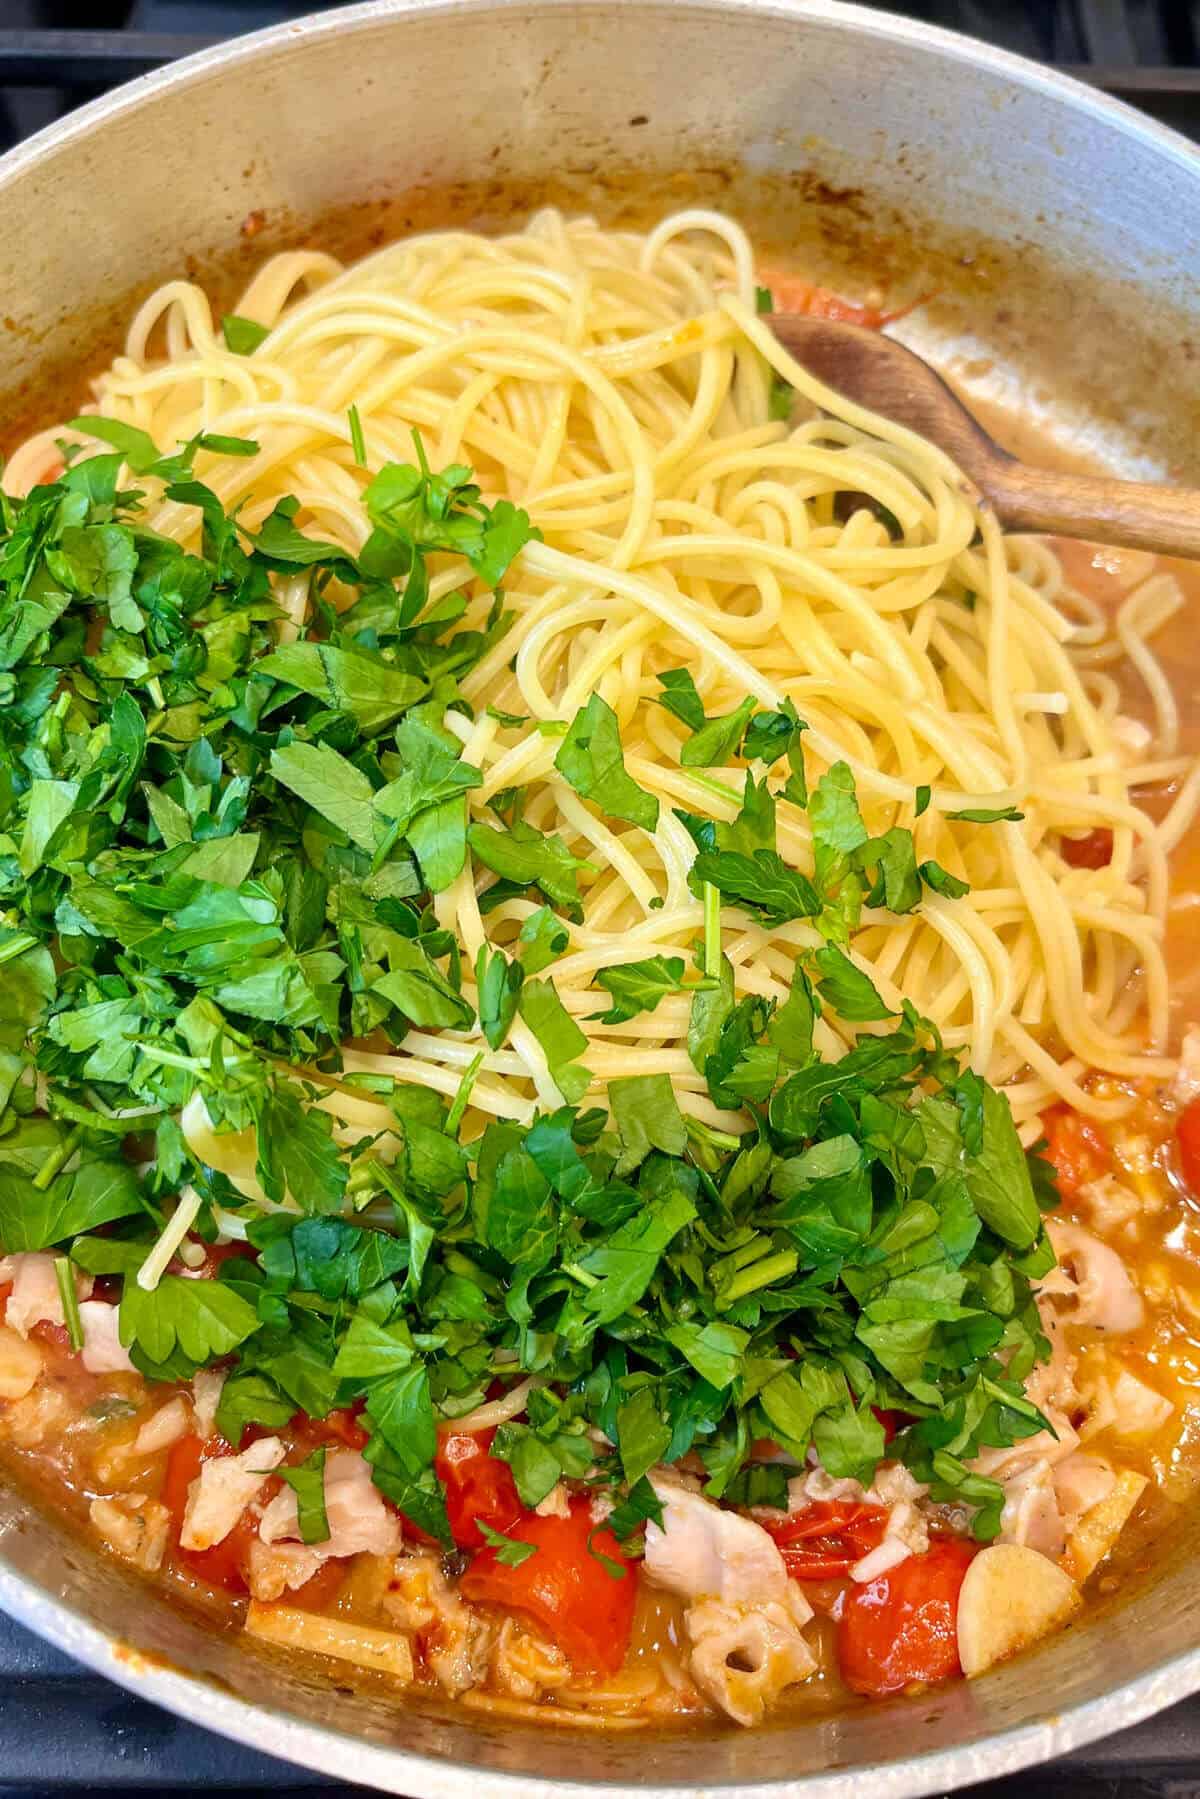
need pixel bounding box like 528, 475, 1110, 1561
957, 1543, 1082, 1678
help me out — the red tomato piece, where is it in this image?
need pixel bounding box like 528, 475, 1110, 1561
1041, 1106, 1110, 1198
459, 1496, 636, 1675
288, 1557, 348, 1611
0, 1280, 11, 1322
160, 1434, 266, 1594
161, 1433, 206, 1521
762, 1501, 889, 1580
435, 1427, 523, 1550
1060, 827, 1114, 869
759, 271, 890, 329
31, 1319, 73, 1354
1177, 1098, 1200, 1197
838, 1535, 976, 1697
289, 1406, 369, 1456
872, 1406, 909, 1445
178, 1508, 262, 1593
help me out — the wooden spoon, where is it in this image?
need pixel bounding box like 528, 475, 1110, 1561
768, 313, 1200, 561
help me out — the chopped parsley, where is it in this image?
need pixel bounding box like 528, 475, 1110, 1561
0, 435, 1056, 1548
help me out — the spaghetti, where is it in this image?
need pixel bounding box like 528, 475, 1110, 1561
10, 207, 1196, 1133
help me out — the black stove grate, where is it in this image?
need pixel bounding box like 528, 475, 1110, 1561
0, 3, 1199, 1796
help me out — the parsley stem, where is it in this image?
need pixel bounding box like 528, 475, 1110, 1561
685, 1117, 741, 1153
132, 1044, 206, 1074
719, 1248, 799, 1305
54, 1255, 84, 1352
446, 1051, 484, 1135
703, 881, 721, 978
347, 403, 366, 468
0, 930, 37, 966
33, 1124, 82, 1191
346, 1158, 383, 1197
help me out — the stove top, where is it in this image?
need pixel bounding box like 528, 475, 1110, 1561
0, 4, 1198, 1796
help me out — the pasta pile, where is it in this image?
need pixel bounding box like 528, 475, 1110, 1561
12, 207, 1195, 1132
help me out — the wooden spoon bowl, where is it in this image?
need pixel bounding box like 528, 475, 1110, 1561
769, 313, 1200, 562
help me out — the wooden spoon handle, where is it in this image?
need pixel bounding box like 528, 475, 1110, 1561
980, 458, 1200, 561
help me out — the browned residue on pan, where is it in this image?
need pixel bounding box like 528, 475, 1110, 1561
2, 161, 1197, 482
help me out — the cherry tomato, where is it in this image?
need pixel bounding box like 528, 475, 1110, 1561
758, 271, 896, 329
31, 1319, 73, 1354
1177, 1097, 1200, 1197
289, 1557, 348, 1611
838, 1535, 976, 1697
160, 1433, 270, 1594
1060, 827, 1114, 869
289, 1405, 369, 1455
872, 1407, 911, 1445
459, 1496, 636, 1675
177, 1508, 264, 1593
762, 1501, 889, 1580
1041, 1106, 1110, 1198
435, 1427, 523, 1550
161, 1433, 206, 1520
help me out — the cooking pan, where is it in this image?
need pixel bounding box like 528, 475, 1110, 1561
0, 3, 1198, 1792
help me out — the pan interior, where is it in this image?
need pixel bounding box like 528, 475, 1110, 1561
1, 3, 1199, 1792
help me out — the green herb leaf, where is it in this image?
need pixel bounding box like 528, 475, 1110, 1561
654, 669, 706, 732
590, 955, 692, 1025
222, 314, 271, 355
948, 806, 1025, 824
608, 1073, 687, 1174
518, 978, 590, 1103
555, 695, 659, 831
274, 1447, 331, 1545
691, 849, 820, 925
810, 945, 894, 1022
270, 740, 378, 852
468, 820, 590, 919
680, 696, 756, 768
477, 1520, 539, 1566
919, 859, 971, 899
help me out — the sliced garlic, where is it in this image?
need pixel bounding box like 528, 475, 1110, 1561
1060, 1470, 1147, 1585
957, 1543, 1082, 1678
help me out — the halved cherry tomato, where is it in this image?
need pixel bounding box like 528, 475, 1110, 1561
459, 1496, 636, 1675
838, 1535, 976, 1697
435, 1427, 523, 1550
161, 1432, 206, 1520
31, 1319, 73, 1353
176, 1507, 263, 1593
1041, 1106, 1110, 1198
289, 1557, 348, 1611
758, 271, 901, 330
762, 1501, 889, 1580
1177, 1097, 1200, 1197
1060, 828, 1114, 869
289, 1405, 369, 1456
160, 1433, 272, 1594
872, 1407, 908, 1445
